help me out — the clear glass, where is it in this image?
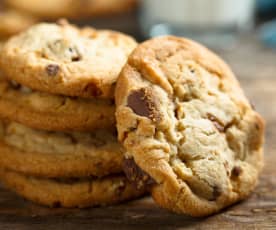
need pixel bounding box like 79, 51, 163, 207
140, 0, 256, 49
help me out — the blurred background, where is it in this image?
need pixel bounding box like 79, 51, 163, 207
0, 0, 276, 50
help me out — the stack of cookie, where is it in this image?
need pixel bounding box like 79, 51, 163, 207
0, 21, 145, 208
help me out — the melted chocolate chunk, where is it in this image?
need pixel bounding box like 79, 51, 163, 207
123, 158, 156, 190
46, 64, 60, 76
127, 88, 160, 122
231, 166, 243, 178
71, 56, 81, 62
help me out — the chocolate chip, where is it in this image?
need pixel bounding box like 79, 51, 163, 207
84, 83, 102, 97
207, 113, 224, 132
123, 158, 156, 190
46, 64, 60, 76
68, 47, 82, 62
71, 56, 81, 62
210, 185, 222, 201
127, 88, 160, 122
231, 166, 242, 178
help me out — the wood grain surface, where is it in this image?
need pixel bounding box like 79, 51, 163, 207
0, 36, 275, 229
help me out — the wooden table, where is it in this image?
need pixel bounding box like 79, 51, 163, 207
0, 36, 275, 230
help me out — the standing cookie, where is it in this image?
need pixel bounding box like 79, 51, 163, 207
0, 22, 137, 98
115, 36, 265, 216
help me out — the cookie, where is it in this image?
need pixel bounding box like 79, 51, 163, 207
0, 121, 124, 178
115, 36, 265, 217
0, 8, 36, 39
6, 0, 137, 19
0, 77, 115, 131
0, 170, 146, 208
0, 22, 137, 98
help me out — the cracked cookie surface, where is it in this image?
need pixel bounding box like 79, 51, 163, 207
0, 22, 137, 98
0, 121, 124, 178
0, 76, 115, 131
0, 170, 146, 208
115, 36, 265, 217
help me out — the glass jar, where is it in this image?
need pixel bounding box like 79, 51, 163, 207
139, 0, 256, 48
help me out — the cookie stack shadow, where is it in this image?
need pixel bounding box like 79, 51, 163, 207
0, 22, 146, 208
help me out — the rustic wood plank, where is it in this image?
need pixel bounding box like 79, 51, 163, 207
0, 36, 275, 229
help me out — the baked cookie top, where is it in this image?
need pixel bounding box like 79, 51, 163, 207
0, 22, 137, 98
6, 0, 137, 19
0, 77, 115, 131
0, 121, 124, 178
115, 36, 265, 216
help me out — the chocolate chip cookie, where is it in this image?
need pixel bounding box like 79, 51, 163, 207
0, 170, 146, 208
0, 76, 115, 131
115, 36, 265, 216
6, 0, 137, 19
0, 121, 124, 178
0, 22, 137, 98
